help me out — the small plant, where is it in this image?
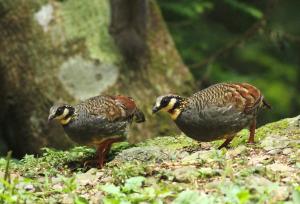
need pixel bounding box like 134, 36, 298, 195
0, 151, 39, 203
100, 176, 174, 203
15, 147, 95, 177
111, 162, 148, 184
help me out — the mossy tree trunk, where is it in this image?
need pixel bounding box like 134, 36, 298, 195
0, 0, 194, 157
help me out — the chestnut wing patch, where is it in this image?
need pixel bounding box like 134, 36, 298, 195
85, 95, 139, 122
82, 96, 124, 122
111, 95, 138, 117
227, 83, 262, 113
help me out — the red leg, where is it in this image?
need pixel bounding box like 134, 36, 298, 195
218, 137, 234, 149
102, 137, 125, 160
96, 142, 109, 168
248, 119, 256, 144
97, 137, 125, 168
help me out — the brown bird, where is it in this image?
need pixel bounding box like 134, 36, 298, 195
48, 95, 145, 168
152, 82, 270, 149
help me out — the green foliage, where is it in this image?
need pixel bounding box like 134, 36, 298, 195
100, 177, 173, 204
159, 1, 213, 19
173, 190, 216, 204
0, 147, 95, 177
219, 184, 251, 204
123, 176, 145, 193
111, 162, 148, 184
0, 177, 37, 203
224, 0, 263, 19
198, 167, 220, 179
0, 155, 88, 203
293, 186, 300, 204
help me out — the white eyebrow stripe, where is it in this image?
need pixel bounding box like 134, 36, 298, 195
156, 100, 161, 108
155, 96, 164, 108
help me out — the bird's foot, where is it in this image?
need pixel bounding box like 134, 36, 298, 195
246, 141, 256, 147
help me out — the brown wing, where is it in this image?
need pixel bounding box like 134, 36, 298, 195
190, 82, 264, 114
113, 95, 145, 123
80, 95, 139, 122
111, 95, 137, 116
224, 83, 263, 113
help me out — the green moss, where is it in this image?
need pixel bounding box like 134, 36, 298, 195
0, 147, 95, 177
137, 135, 198, 150
110, 142, 133, 155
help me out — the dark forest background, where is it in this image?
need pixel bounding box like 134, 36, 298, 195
158, 0, 300, 125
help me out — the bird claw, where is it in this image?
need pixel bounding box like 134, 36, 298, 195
246, 141, 256, 147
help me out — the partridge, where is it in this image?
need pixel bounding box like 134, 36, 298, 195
48, 95, 145, 167
152, 83, 270, 149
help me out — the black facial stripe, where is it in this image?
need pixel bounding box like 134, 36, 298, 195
160, 98, 169, 107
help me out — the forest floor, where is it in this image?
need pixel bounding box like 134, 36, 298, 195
0, 116, 300, 204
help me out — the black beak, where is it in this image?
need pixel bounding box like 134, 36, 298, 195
48, 114, 55, 122
152, 106, 159, 114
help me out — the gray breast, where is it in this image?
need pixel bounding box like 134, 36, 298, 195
175, 104, 254, 142
63, 107, 128, 145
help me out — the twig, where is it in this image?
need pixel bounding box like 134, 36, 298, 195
4, 151, 12, 182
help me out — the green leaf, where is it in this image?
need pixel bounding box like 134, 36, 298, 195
123, 176, 145, 193
173, 190, 215, 204
74, 196, 89, 204
173, 190, 201, 204
103, 197, 124, 204
224, 0, 263, 19
237, 190, 250, 204
293, 187, 300, 204
101, 184, 124, 197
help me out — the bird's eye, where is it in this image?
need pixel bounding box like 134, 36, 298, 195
56, 107, 64, 115
161, 98, 169, 106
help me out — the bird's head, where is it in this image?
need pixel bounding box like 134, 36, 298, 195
152, 95, 184, 120
48, 104, 75, 125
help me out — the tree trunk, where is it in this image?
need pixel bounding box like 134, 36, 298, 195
0, 0, 194, 157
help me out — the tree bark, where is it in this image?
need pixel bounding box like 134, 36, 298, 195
0, 0, 194, 157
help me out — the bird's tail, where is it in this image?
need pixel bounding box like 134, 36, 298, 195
134, 108, 146, 123
262, 98, 271, 109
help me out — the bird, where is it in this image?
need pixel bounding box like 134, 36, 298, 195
152, 82, 271, 149
48, 95, 145, 168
